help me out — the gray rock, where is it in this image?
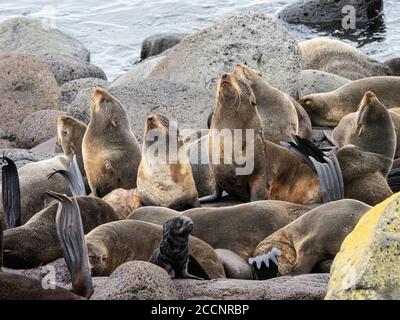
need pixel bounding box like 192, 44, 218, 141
110, 56, 165, 87
18, 258, 71, 285
141, 33, 187, 60
30, 137, 58, 155
61, 78, 109, 107
0, 17, 90, 62
150, 13, 302, 98
279, 0, 383, 25
299, 70, 351, 97
41, 54, 107, 86
67, 78, 214, 143
90, 261, 178, 300
174, 274, 329, 300
0, 53, 62, 144
16, 109, 65, 149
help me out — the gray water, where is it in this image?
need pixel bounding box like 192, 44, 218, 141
1, 0, 399, 80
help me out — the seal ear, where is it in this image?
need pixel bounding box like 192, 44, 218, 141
1, 156, 21, 229
110, 116, 118, 128
48, 191, 93, 298
188, 255, 210, 280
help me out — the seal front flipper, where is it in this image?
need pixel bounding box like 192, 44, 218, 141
48, 191, 93, 298
185, 255, 209, 280
1, 156, 21, 229
248, 247, 281, 280
48, 155, 86, 197
199, 184, 223, 204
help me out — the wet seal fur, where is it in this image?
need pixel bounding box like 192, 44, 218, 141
204, 71, 320, 204
299, 76, 400, 127
233, 64, 312, 141
150, 216, 207, 280
128, 200, 308, 260
252, 199, 371, 277
85, 219, 225, 278
2, 196, 119, 269
135, 114, 200, 210
82, 88, 141, 197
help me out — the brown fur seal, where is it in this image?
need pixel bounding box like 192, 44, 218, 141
251, 199, 371, 278
231, 64, 300, 142
2, 196, 119, 269
128, 201, 304, 260
82, 88, 141, 197
0, 154, 72, 226
135, 114, 199, 210
204, 71, 321, 204
299, 37, 393, 80
215, 249, 255, 280
299, 76, 400, 127
85, 219, 225, 278
57, 115, 87, 184
384, 57, 400, 76
333, 92, 398, 158
102, 188, 136, 219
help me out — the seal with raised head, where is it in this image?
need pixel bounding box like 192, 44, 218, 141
2, 196, 119, 269
128, 200, 308, 260
85, 219, 225, 279
299, 76, 400, 127
232, 64, 312, 141
333, 91, 397, 159
250, 199, 371, 279
57, 115, 87, 182
82, 88, 141, 197
203, 71, 321, 205
135, 114, 200, 210
150, 216, 208, 280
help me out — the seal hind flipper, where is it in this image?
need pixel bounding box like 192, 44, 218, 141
48, 155, 86, 197
186, 255, 209, 280
280, 141, 315, 169
1, 156, 21, 229
47, 191, 93, 298
199, 184, 224, 204
248, 248, 281, 280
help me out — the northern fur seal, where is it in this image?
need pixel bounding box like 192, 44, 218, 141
0, 154, 72, 226
2, 196, 119, 269
135, 114, 199, 210
251, 199, 371, 278
299, 37, 392, 80
333, 92, 397, 159
150, 216, 207, 280
82, 88, 141, 197
299, 76, 400, 127
57, 115, 88, 186
128, 201, 303, 260
215, 249, 255, 280
232, 64, 312, 141
85, 219, 225, 278
203, 71, 321, 204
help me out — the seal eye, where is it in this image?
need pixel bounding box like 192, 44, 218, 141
89, 255, 100, 263
101, 255, 107, 262
63, 130, 68, 136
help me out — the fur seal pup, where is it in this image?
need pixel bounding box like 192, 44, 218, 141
85, 219, 225, 278
203, 71, 321, 204
128, 201, 295, 260
57, 115, 88, 188
299, 37, 392, 80
332, 92, 397, 158
299, 76, 400, 127
2, 196, 119, 269
251, 199, 371, 278
150, 216, 207, 280
0, 154, 72, 226
135, 114, 199, 210
82, 88, 141, 197
232, 64, 312, 141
